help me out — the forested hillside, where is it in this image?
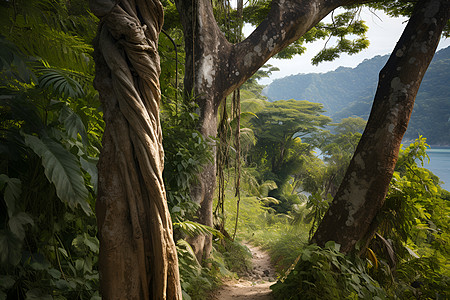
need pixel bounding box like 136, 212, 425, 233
265, 46, 450, 145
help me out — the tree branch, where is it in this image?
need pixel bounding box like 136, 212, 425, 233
220, 0, 367, 98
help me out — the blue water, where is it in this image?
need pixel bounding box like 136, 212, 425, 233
425, 148, 450, 190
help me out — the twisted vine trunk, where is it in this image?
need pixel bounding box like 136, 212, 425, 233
91, 0, 182, 298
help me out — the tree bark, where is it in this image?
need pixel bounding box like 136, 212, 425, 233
312, 0, 450, 254
91, 0, 182, 298
174, 0, 366, 262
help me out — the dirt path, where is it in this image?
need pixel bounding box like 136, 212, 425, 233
213, 243, 276, 300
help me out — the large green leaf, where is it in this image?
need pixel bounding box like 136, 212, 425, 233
24, 134, 91, 215
0, 275, 15, 289
8, 212, 34, 240
25, 288, 52, 300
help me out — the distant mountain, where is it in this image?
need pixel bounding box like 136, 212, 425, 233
264, 46, 450, 145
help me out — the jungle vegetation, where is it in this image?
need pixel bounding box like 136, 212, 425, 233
0, 0, 449, 299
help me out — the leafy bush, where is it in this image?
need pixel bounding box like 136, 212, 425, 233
0, 6, 101, 298
176, 237, 251, 300
271, 242, 386, 300
367, 137, 450, 299
176, 239, 216, 300
161, 99, 212, 221
392, 257, 449, 299
214, 238, 252, 276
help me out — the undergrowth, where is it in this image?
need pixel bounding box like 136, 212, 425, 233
221, 184, 310, 275
177, 236, 253, 300
214, 238, 253, 276
271, 242, 386, 300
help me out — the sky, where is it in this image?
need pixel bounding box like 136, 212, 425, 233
242, 7, 450, 85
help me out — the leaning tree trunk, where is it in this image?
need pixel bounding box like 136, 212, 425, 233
312, 0, 450, 254
91, 0, 182, 298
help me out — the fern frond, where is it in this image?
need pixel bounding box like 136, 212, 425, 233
9, 25, 94, 74
173, 220, 224, 239
176, 239, 201, 268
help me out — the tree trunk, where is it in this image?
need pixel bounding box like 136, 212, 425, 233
174, 0, 365, 262
312, 0, 449, 254
173, 1, 228, 262
91, 0, 182, 298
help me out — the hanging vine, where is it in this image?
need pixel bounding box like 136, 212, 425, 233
231, 0, 243, 241
215, 99, 231, 234
213, 0, 244, 239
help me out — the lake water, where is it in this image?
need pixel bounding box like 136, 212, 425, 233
425, 148, 450, 191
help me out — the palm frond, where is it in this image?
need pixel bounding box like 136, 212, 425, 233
38, 68, 85, 99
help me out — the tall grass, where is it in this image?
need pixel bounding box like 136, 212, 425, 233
220, 177, 311, 276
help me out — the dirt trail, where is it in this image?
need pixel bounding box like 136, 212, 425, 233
213, 243, 276, 300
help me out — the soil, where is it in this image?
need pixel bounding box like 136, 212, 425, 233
212, 243, 276, 300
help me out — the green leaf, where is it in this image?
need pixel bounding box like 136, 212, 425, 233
177, 239, 201, 268
24, 134, 91, 215
75, 259, 84, 271
28, 253, 51, 271
83, 235, 99, 254
80, 156, 98, 193
0, 275, 15, 289
54, 279, 76, 290
59, 106, 89, 145
0, 175, 21, 217
181, 291, 192, 300
58, 247, 68, 258
302, 249, 312, 262
72, 234, 99, 254
8, 212, 33, 240
90, 292, 102, 300
325, 241, 341, 252
26, 288, 53, 300
0, 230, 22, 266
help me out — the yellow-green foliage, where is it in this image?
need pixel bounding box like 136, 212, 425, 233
218, 172, 310, 275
